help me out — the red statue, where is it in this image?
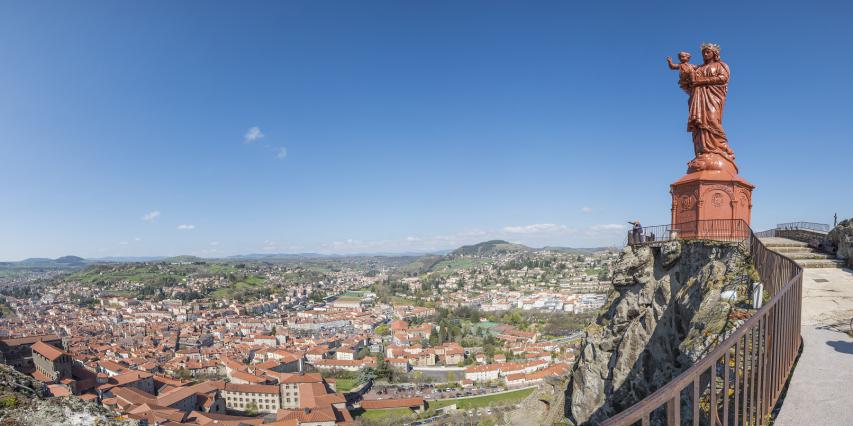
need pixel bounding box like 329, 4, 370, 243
669, 43, 736, 174
667, 43, 754, 233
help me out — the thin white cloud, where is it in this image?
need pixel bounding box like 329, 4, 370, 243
119, 241, 129, 245
210, 241, 220, 246
581, 207, 593, 213
590, 224, 626, 231
244, 126, 264, 143
262, 240, 279, 251
275, 147, 288, 159
142, 211, 161, 222
133, 237, 142, 242
176, 224, 195, 230
501, 223, 573, 234
586, 223, 627, 236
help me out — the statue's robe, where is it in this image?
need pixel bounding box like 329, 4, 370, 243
688, 60, 732, 158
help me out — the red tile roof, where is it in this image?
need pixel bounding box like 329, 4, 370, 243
32, 341, 65, 361
224, 383, 279, 394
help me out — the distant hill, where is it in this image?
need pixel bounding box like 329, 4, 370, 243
540, 246, 615, 254
450, 240, 531, 257
55, 255, 86, 265
16, 256, 87, 266
227, 253, 327, 260
0, 255, 90, 277
88, 256, 167, 262
398, 240, 614, 275
164, 255, 204, 263
19, 258, 53, 264
399, 254, 446, 275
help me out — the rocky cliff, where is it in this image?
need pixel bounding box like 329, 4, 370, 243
829, 218, 853, 268
0, 364, 135, 426
566, 240, 755, 425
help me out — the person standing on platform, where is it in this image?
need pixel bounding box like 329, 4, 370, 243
628, 220, 643, 244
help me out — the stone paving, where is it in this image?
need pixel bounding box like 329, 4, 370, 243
774, 266, 853, 425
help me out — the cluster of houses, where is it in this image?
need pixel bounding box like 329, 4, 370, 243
1, 333, 355, 425
0, 251, 600, 423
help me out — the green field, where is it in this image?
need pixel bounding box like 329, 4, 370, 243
208, 275, 266, 299
584, 267, 603, 276
389, 295, 413, 305
427, 387, 535, 411
0, 303, 13, 317
431, 258, 488, 274
334, 378, 358, 392
352, 388, 536, 423
356, 407, 416, 421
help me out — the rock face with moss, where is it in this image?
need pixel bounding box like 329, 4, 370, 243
0, 364, 136, 425
566, 240, 752, 425
829, 218, 853, 268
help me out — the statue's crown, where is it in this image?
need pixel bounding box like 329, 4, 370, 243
701, 42, 721, 53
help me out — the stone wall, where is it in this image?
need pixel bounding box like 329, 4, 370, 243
775, 229, 828, 245
565, 240, 753, 425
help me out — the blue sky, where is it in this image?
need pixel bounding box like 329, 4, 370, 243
1, 1, 851, 260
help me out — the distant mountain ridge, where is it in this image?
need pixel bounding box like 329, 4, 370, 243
17, 255, 86, 266
4, 242, 613, 265
0, 255, 90, 275
449, 240, 531, 257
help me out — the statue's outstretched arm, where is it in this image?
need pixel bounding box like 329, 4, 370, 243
666, 57, 679, 70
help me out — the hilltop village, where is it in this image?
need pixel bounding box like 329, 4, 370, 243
0, 241, 617, 425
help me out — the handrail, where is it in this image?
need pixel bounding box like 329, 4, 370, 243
602, 219, 803, 425
625, 219, 751, 246
776, 221, 830, 233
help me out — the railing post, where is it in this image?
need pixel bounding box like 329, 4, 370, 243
667, 395, 680, 426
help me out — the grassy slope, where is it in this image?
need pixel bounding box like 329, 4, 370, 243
357, 407, 416, 420
354, 387, 536, 422
334, 378, 359, 392
427, 387, 535, 410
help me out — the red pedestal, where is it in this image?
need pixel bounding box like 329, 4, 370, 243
670, 167, 754, 238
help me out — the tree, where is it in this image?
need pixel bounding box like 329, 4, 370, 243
374, 356, 392, 381
176, 367, 192, 381
355, 346, 370, 360
245, 401, 258, 416
428, 328, 440, 346
310, 290, 326, 302
374, 323, 390, 336
358, 367, 377, 384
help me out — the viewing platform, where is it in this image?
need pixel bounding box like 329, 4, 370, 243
765, 241, 853, 425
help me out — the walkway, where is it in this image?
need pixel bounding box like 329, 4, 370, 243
769, 239, 853, 424
759, 237, 846, 268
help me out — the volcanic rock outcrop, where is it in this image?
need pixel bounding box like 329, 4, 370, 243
566, 240, 753, 425
829, 218, 853, 268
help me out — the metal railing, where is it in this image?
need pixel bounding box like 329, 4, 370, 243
753, 229, 777, 238
754, 221, 832, 239
626, 219, 752, 246
776, 222, 830, 233
605, 220, 803, 425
